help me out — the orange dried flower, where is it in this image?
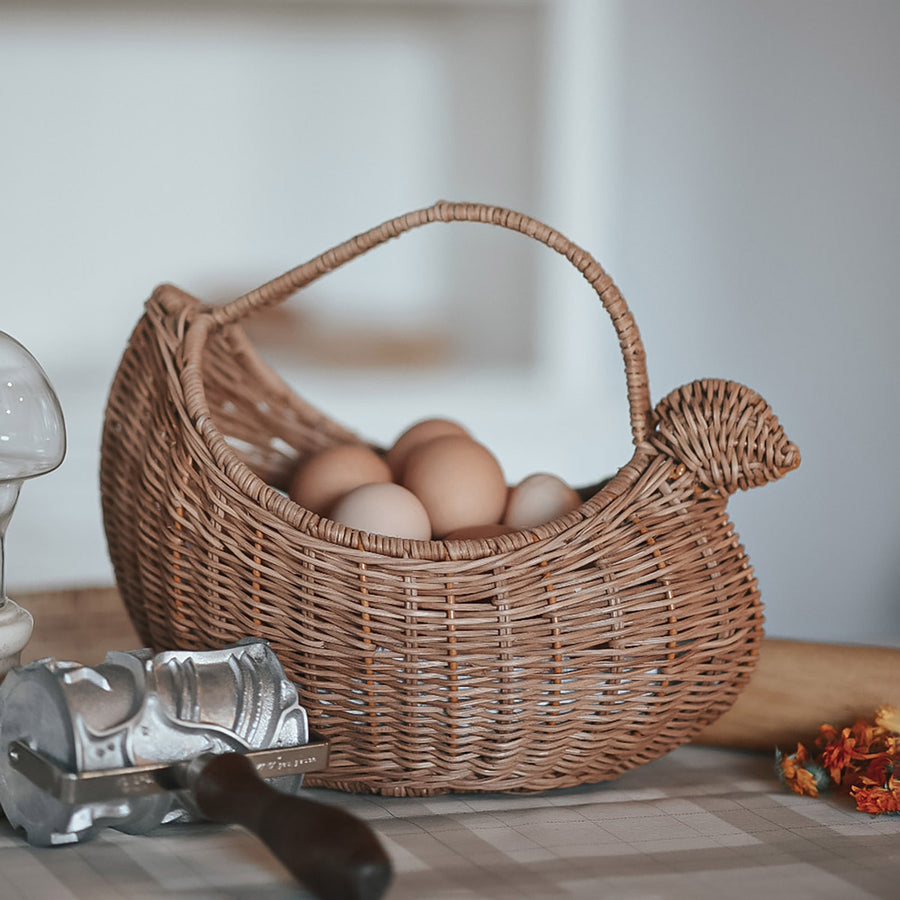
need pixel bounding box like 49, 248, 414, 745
776, 744, 826, 798
863, 755, 893, 786
816, 723, 839, 748
850, 717, 878, 752
777, 707, 900, 815
791, 766, 822, 797
820, 727, 860, 784
850, 775, 900, 815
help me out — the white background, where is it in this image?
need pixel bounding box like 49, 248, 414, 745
1, 0, 898, 645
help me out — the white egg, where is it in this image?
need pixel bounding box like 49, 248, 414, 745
503, 472, 582, 529
330, 482, 432, 540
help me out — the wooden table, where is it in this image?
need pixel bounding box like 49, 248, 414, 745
20, 585, 140, 667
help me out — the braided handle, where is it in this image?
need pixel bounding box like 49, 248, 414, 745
207, 201, 652, 444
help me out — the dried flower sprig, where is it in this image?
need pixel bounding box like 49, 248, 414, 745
775, 706, 900, 815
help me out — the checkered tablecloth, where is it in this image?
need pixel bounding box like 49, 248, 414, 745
1, 744, 898, 899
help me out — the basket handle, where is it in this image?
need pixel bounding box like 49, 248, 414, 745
208, 201, 653, 445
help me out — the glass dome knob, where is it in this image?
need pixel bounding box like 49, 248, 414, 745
0, 331, 67, 678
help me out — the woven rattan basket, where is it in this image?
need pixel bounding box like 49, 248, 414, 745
100, 201, 799, 796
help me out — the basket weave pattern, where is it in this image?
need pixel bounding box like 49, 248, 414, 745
100, 202, 799, 795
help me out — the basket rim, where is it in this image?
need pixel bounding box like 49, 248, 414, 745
174, 306, 661, 562
167, 200, 664, 562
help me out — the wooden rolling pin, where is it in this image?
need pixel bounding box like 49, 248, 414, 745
694, 637, 900, 750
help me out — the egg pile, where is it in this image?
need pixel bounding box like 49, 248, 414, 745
287, 418, 582, 541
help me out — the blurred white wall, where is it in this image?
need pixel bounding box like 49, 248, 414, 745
1, 0, 898, 645
610, 0, 900, 647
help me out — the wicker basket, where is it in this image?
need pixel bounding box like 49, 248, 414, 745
100, 201, 799, 796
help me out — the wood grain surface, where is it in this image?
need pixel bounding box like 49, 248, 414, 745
19, 585, 141, 666
696, 637, 900, 750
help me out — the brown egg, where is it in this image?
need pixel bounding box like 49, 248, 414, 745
402, 435, 507, 538
386, 417, 470, 480
288, 443, 391, 516
503, 472, 582, 529
444, 523, 516, 540
329, 482, 432, 540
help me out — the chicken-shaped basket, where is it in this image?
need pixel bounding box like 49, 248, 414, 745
100, 202, 799, 796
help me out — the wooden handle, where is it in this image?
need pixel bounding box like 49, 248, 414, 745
694, 637, 900, 750
188, 753, 393, 900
